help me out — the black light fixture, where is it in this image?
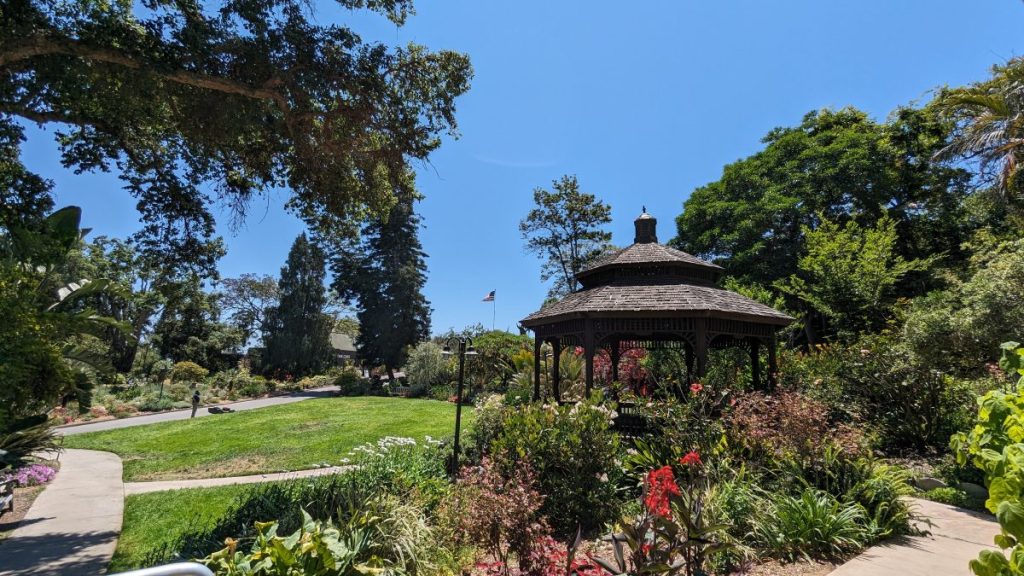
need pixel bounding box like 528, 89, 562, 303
442, 336, 475, 477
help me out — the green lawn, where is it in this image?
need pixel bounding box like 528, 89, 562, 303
110, 484, 249, 572
64, 397, 467, 481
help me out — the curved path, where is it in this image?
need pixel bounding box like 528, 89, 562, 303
0, 449, 123, 576
123, 465, 351, 495
58, 386, 338, 436
828, 498, 999, 576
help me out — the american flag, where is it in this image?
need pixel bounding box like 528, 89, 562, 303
482, 290, 495, 302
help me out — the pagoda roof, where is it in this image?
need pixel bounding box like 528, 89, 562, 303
521, 279, 793, 326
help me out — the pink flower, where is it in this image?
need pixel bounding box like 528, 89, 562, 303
690, 382, 703, 395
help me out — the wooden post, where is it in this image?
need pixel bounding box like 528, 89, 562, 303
694, 318, 708, 378
610, 340, 620, 384
767, 331, 779, 390
684, 343, 694, 383
552, 339, 562, 401
584, 320, 595, 396
750, 339, 761, 391
533, 336, 542, 401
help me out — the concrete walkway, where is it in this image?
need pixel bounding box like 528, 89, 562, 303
124, 465, 351, 495
828, 498, 999, 576
59, 386, 338, 436
0, 449, 123, 576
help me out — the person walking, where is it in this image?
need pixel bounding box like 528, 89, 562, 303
191, 389, 201, 418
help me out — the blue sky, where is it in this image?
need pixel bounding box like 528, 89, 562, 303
18, 0, 1024, 334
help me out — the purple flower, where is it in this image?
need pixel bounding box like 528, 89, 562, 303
3, 464, 57, 487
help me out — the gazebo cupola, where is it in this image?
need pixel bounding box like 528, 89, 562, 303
520, 209, 793, 401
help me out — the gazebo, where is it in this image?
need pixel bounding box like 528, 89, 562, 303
520, 209, 794, 401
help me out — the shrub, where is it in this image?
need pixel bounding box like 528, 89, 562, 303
466, 394, 506, 462
727, 390, 866, 468
489, 394, 623, 534
0, 415, 61, 467
752, 489, 868, 561
334, 368, 368, 396
598, 458, 732, 576
146, 437, 452, 567
236, 377, 269, 398
135, 396, 175, 413
921, 487, 984, 510
203, 497, 449, 576
446, 458, 549, 575
170, 361, 209, 384
406, 342, 451, 391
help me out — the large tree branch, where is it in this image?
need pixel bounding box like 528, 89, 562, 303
1, 36, 291, 113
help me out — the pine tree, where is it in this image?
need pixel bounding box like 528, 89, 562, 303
262, 234, 333, 377
333, 198, 431, 379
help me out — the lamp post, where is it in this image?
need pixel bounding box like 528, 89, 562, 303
442, 336, 477, 478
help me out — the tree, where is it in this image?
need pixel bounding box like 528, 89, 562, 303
332, 193, 430, 379
777, 215, 928, 342
152, 276, 242, 371
1, 0, 472, 270
938, 58, 1024, 204
219, 274, 279, 347
0, 206, 124, 426
673, 107, 972, 289
520, 175, 612, 297
262, 234, 333, 378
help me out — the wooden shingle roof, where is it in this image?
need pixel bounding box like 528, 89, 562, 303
521, 280, 793, 325
521, 210, 793, 328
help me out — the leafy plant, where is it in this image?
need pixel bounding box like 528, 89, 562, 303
598, 457, 731, 576
752, 489, 868, 561
488, 394, 623, 534
0, 415, 61, 467
170, 361, 209, 384
446, 458, 548, 576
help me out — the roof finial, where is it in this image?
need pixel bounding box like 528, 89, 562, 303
634, 209, 658, 243
642, 205, 647, 214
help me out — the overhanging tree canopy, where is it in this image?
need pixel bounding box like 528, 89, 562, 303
1, 0, 472, 272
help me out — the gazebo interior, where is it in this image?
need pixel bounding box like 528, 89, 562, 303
520, 209, 793, 402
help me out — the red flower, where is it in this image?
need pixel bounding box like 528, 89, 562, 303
690, 382, 703, 395
679, 451, 702, 467
641, 543, 653, 556
644, 466, 680, 518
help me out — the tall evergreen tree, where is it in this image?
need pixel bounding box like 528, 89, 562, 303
333, 197, 430, 379
262, 234, 333, 377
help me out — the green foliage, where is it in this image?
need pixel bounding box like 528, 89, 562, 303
145, 439, 452, 570
949, 347, 1024, 575
262, 234, 334, 378
903, 239, 1024, 372
599, 463, 732, 576
777, 215, 928, 339
404, 342, 451, 394
938, 57, 1024, 204
464, 331, 533, 392
219, 274, 280, 346
153, 277, 242, 372
333, 196, 431, 376
0, 415, 60, 467
0, 206, 126, 426
520, 175, 613, 297
3, 0, 471, 269
922, 487, 986, 511
674, 106, 972, 290
751, 489, 868, 561
170, 361, 210, 384
333, 368, 372, 397
780, 332, 976, 452
488, 395, 623, 534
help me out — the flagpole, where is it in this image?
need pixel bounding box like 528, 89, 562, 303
492, 292, 496, 331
